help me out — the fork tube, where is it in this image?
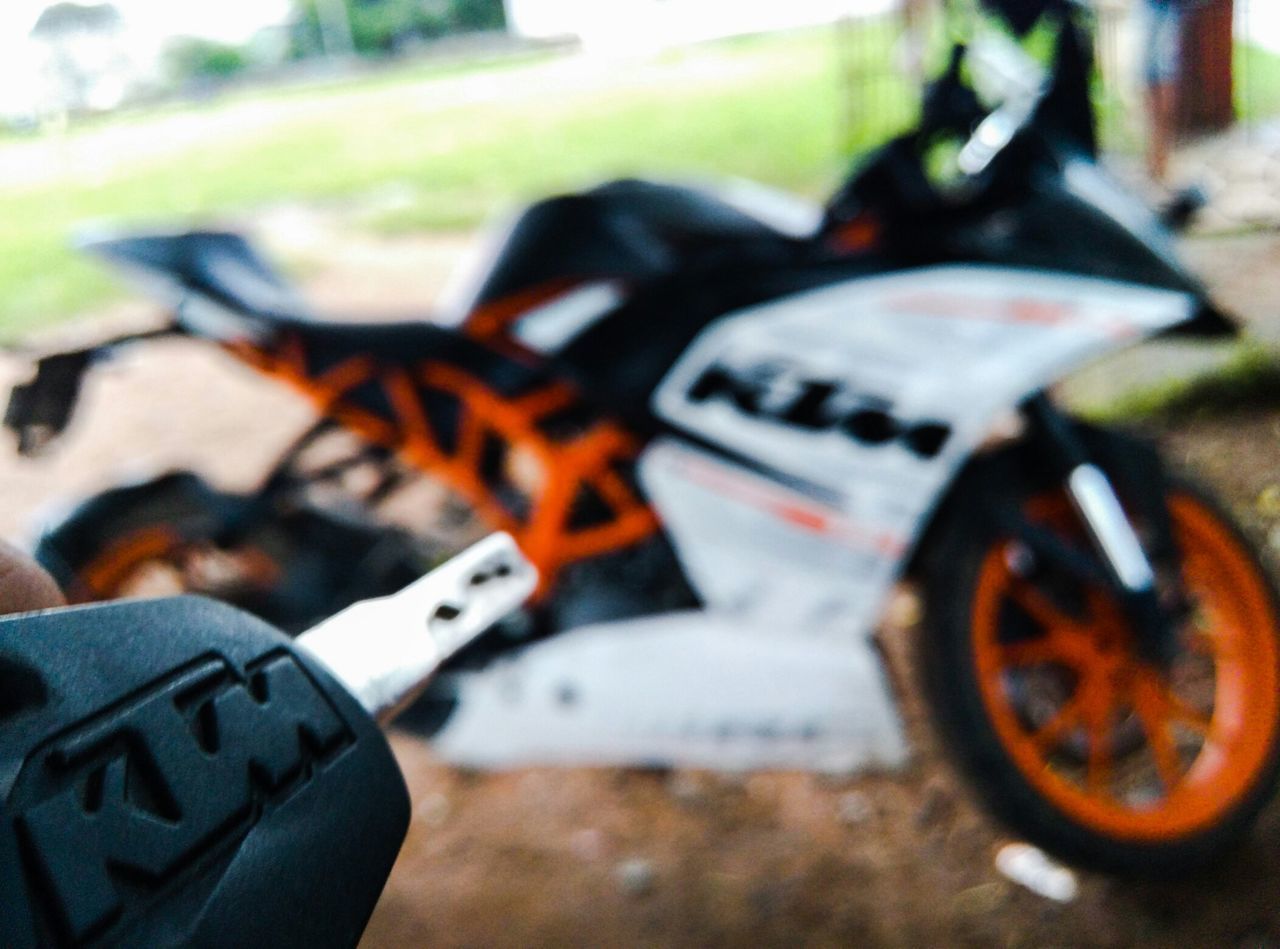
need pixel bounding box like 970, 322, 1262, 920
1022, 395, 1156, 594
1066, 464, 1156, 593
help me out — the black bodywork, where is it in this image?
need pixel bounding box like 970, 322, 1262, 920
466, 177, 802, 308
818, 36, 1235, 339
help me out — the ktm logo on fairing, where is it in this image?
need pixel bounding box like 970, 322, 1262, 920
688, 362, 952, 459
10, 653, 352, 943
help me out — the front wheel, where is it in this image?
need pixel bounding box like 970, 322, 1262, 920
921, 449, 1280, 875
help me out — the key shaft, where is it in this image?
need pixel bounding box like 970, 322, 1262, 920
297, 533, 536, 724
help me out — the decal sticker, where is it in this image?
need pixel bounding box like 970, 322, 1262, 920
687, 360, 952, 459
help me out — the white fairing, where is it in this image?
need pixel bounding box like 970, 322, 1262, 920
432, 612, 907, 772
508, 281, 626, 352
646, 265, 1194, 640
434, 265, 1192, 774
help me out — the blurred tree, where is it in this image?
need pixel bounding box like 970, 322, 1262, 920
449, 0, 506, 30
166, 38, 250, 82
314, 0, 357, 55
30, 3, 127, 113
30, 2, 122, 37
293, 0, 505, 57
353, 0, 448, 52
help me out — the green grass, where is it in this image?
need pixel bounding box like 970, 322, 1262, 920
1239, 42, 1280, 124
832, 15, 923, 155
1091, 343, 1280, 424
0, 29, 873, 339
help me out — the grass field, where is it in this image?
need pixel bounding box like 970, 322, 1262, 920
0, 30, 889, 338
1091, 342, 1280, 424
1240, 42, 1280, 125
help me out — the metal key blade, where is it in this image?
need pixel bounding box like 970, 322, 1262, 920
297, 532, 537, 724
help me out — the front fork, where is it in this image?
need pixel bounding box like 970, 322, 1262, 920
1021, 395, 1178, 667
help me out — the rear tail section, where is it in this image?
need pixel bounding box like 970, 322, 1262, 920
78, 229, 306, 321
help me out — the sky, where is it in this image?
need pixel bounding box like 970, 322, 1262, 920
0, 0, 1274, 53
0, 0, 295, 113
1247, 2, 1280, 53
0, 0, 1272, 115
1, 0, 293, 46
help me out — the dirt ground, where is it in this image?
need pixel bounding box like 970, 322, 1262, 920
2, 227, 1280, 947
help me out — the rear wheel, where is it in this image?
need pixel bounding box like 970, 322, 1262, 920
39, 474, 432, 633
921, 452, 1280, 874
40, 479, 298, 628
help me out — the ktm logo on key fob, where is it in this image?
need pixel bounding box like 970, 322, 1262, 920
9, 651, 353, 944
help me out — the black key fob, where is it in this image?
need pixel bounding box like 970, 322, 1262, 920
0, 596, 410, 949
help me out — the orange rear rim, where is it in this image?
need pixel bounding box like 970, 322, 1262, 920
76, 527, 187, 600
76, 529, 281, 603
972, 490, 1280, 841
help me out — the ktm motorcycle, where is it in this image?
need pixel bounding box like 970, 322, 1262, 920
8, 31, 1280, 876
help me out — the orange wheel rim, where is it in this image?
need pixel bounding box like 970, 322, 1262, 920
971, 490, 1280, 841
76, 527, 187, 600
76, 530, 282, 602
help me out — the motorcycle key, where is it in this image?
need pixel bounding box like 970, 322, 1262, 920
0, 533, 536, 949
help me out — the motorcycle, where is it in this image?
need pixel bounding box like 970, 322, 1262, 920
7, 27, 1278, 875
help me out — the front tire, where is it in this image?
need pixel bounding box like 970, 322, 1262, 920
920, 442, 1280, 875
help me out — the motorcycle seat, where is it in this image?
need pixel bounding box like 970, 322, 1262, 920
462, 178, 800, 311
279, 317, 537, 386
79, 229, 542, 390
